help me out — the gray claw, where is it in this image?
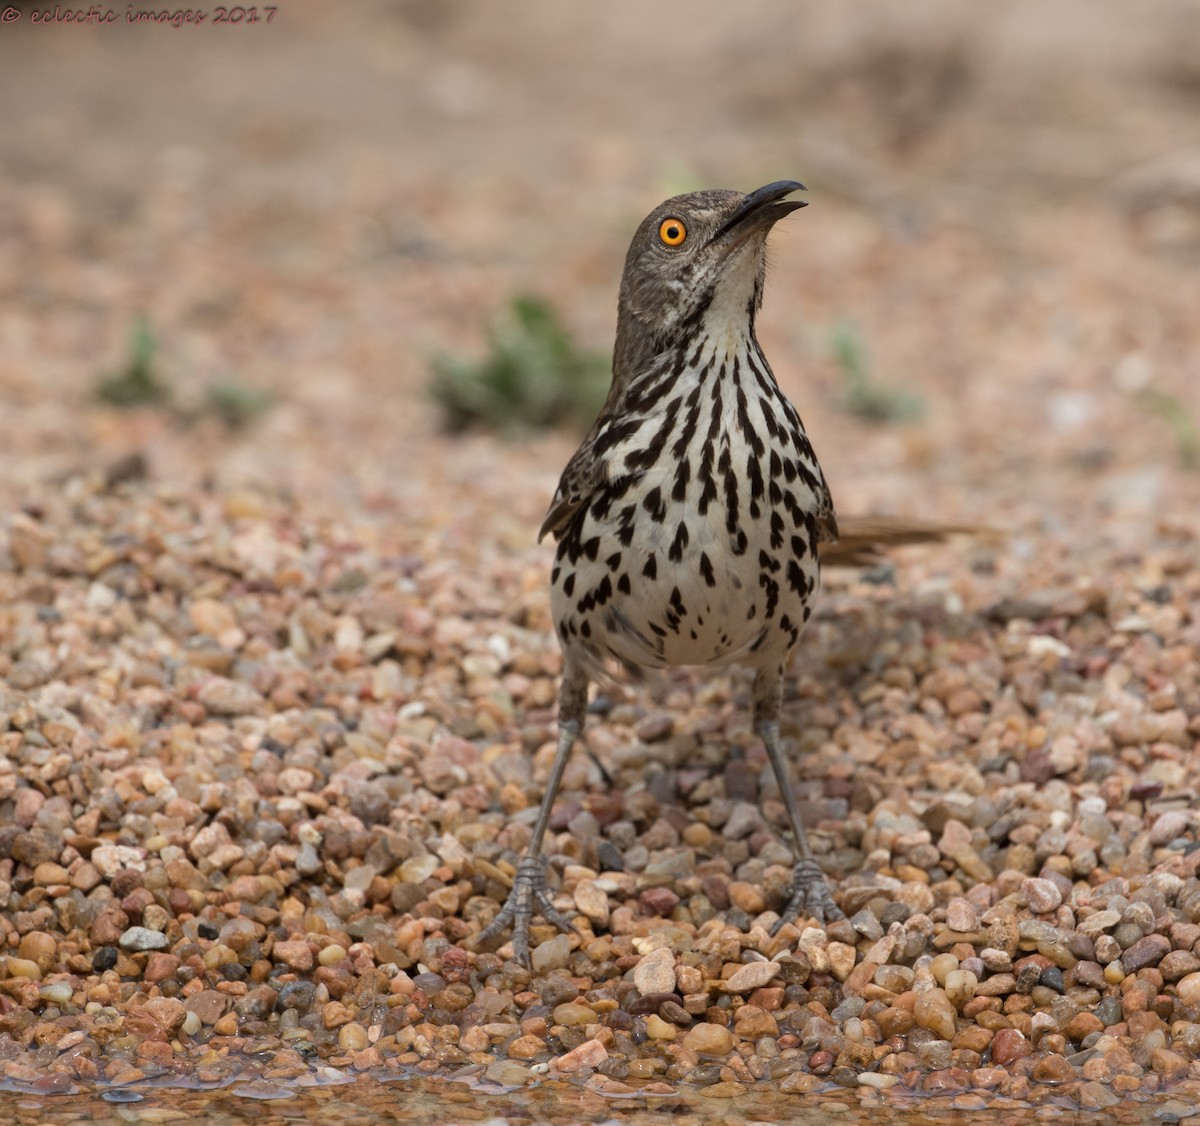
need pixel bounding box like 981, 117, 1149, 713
769, 857, 843, 935
476, 855, 577, 968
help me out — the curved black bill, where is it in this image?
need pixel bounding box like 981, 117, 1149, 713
711, 180, 808, 243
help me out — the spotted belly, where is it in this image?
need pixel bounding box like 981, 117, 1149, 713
552, 467, 822, 675
549, 337, 831, 677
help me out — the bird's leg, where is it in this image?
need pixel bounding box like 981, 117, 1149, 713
753, 666, 844, 932
476, 659, 589, 967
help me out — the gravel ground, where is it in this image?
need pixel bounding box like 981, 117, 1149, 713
0, 458, 1199, 1117
2, 1, 1200, 1119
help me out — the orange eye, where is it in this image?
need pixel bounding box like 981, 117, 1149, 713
658, 217, 687, 247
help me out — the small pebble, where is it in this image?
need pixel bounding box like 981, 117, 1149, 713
645, 1014, 676, 1040
118, 928, 168, 953
632, 947, 676, 995
553, 1002, 598, 1027
531, 934, 572, 974
552, 1037, 608, 1072
914, 988, 957, 1041
683, 1023, 734, 1056
723, 960, 780, 993
273, 940, 314, 971
338, 1022, 369, 1052
945, 898, 978, 931
858, 1072, 898, 1089
1022, 877, 1063, 914
318, 944, 347, 967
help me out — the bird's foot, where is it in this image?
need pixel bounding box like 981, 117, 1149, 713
475, 855, 577, 968
769, 858, 844, 934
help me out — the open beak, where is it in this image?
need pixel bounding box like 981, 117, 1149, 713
710, 180, 808, 245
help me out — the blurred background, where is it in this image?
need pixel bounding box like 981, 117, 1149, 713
1, 0, 1198, 538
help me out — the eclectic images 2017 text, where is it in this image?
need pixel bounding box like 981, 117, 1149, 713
1, 6, 278, 26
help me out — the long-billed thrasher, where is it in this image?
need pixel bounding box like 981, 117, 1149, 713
481, 181, 846, 965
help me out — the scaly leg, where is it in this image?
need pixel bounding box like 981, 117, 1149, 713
476, 657, 589, 966
753, 666, 844, 933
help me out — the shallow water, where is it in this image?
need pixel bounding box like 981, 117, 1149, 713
3, 1076, 1196, 1126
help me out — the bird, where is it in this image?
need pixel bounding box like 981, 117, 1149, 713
479, 181, 912, 966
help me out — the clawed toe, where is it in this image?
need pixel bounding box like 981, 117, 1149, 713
769, 858, 843, 935
475, 855, 578, 968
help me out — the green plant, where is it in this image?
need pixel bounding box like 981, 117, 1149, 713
95, 318, 275, 431
831, 319, 924, 424
429, 295, 609, 434
95, 317, 170, 407
1136, 388, 1200, 470
203, 379, 274, 430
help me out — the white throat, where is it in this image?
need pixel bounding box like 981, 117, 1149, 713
700, 247, 761, 358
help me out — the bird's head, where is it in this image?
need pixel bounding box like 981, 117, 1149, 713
613, 180, 807, 375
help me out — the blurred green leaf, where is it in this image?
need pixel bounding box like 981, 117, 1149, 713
95, 316, 170, 407
832, 319, 924, 424
429, 295, 609, 435
203, 379, 274, 430
1136, 388, 1200, 470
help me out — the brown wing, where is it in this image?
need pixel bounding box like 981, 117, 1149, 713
815, 475, 839, 546
805, 453, 838, 545
538, 439, 607, 543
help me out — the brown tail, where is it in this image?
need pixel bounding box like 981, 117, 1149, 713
819, 514, 984, 567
